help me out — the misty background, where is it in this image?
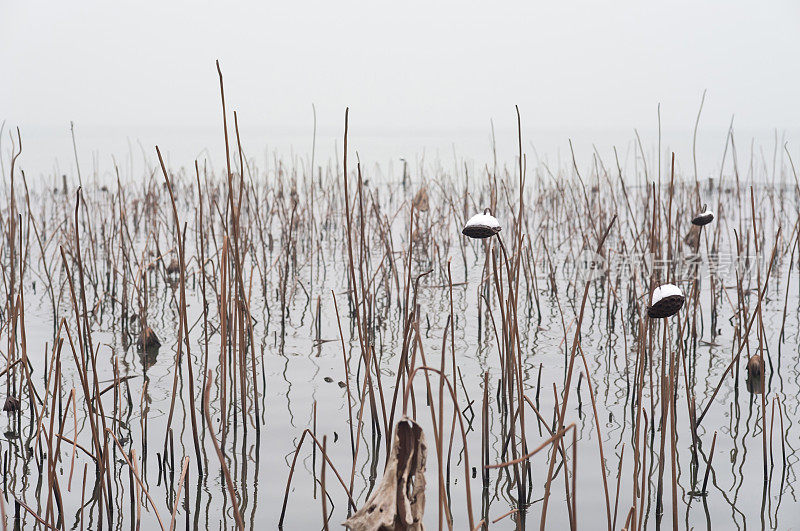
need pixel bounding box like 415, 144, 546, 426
2, 0, 799, 182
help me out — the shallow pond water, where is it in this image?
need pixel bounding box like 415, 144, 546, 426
2, 152, 799, 530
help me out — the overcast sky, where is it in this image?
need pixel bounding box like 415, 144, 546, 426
1, 1, 799, 178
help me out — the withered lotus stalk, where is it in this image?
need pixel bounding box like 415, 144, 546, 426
462, 209, 501, 239
647, 283, 685, 318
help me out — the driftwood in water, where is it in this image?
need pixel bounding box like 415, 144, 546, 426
343, 416, 427, 530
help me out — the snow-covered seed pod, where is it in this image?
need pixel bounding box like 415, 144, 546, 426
691, 204, 715, 226
647, 283, 685, 318
462, 209, 501, 239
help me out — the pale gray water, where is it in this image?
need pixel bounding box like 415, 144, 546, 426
2, 136, 800, 530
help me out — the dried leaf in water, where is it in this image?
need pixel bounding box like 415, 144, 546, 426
412, 187, 429, 212
746, 354, 765, 394
2, 396, 20, 413
166, 258, 180, 275
684, 224, 701, 249
140, 326, 161, 350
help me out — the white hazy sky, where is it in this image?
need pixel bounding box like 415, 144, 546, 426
1, 1, 799, 178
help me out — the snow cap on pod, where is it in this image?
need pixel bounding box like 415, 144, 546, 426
647, 283, 685, 318
462, 209, 501, 239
